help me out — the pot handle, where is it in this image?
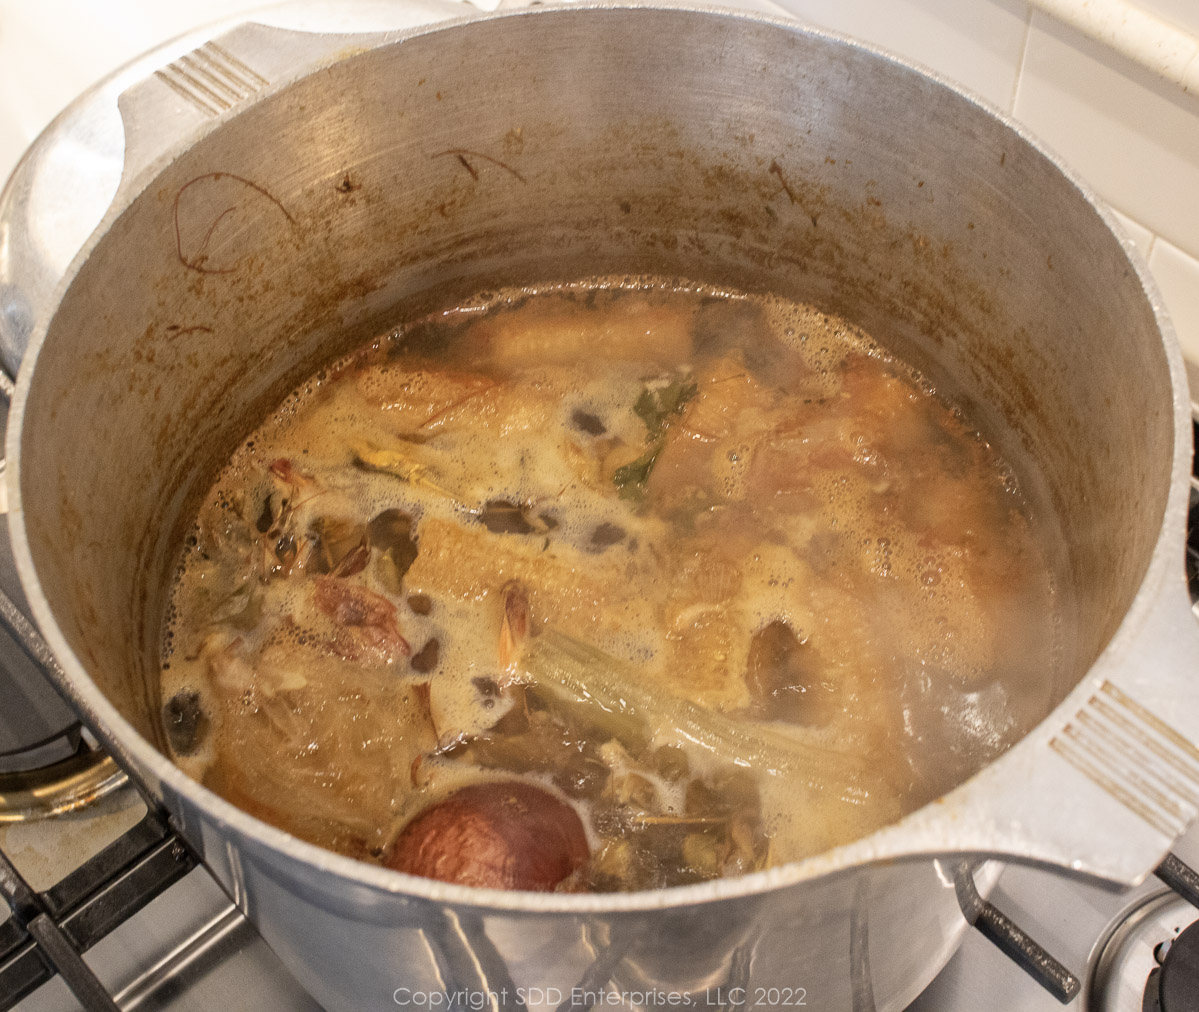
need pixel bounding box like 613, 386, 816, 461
879, 580, 1199, 887
0, 0, 474, 376
114, 1, 476, 192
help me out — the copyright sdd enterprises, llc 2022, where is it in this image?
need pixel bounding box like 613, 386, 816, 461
392, 986, 810, 1008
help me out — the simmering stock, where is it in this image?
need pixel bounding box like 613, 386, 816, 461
160, 280, 1058, 892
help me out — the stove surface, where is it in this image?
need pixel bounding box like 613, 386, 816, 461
5, 821, 1199, 1010
5, 734, 1199, 1011
912, 831, 1199, 1012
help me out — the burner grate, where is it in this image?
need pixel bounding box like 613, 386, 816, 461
0, 810, 194, 1010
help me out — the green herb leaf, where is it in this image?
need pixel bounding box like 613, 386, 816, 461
633, 378, 698, 437
616, 376, 697, 500
613, 446, 662, 500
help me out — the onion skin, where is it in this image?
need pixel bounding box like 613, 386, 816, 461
386, 781, 589, 891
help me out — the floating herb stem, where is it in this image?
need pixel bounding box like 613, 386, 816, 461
521, 630, 881, 806
352, 441, 463, 502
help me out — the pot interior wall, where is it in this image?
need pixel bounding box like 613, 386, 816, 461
16, 8, 1173, 754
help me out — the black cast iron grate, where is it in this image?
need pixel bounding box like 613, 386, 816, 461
0, 809, 194, 1010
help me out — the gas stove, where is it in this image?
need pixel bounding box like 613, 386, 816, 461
2, 2, 1199, 1010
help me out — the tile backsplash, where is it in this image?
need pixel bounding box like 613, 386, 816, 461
1, 0, 1198, 403
1136, 0, 1199, 36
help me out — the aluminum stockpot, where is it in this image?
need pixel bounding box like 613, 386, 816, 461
6, 5, 1199, 1010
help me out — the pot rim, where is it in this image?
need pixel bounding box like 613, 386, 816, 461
6, 1, 1195, 915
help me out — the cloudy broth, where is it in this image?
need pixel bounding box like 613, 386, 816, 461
160, 279, 1058, 891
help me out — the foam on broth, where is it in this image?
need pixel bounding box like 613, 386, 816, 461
159, 278, 1059, 890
